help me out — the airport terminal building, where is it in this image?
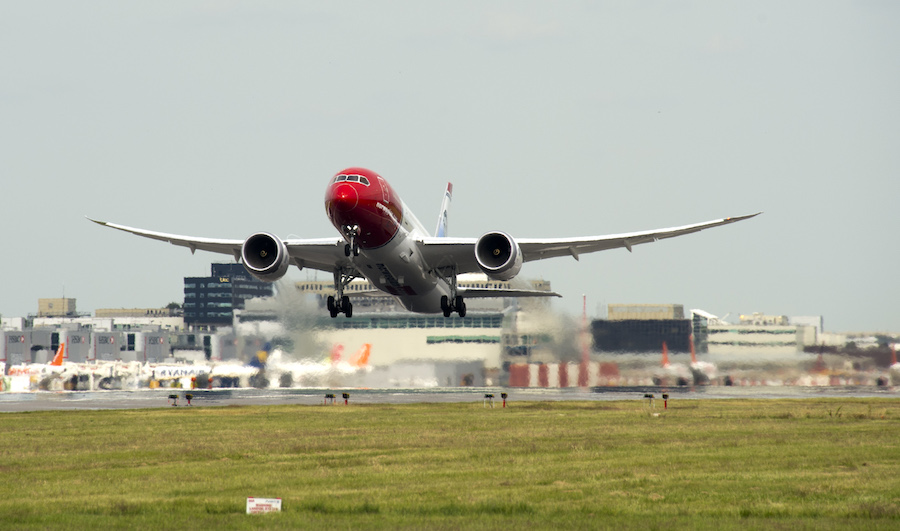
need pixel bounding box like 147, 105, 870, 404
183, 263, 274, 328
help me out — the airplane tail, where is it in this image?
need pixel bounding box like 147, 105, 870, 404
330, 344, 344, 365
248, 341, 271, 369
689, 335, 697, 364
661, 341, 669, 367
434, 183, 452, 237
50, 343, 66, 366
348, 343, 371, 367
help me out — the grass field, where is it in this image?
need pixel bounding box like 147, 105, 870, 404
0, 398, 898, 529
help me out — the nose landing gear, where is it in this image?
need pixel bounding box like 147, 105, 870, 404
343, 225, 360, 257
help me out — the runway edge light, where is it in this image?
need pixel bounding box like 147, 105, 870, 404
483, 394, 494, 408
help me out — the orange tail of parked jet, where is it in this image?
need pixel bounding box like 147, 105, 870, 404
349, 344, 371, 367
50, 343, 65, 366
661, 341, 669, 367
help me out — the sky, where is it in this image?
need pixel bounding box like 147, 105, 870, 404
1, 1, 898, 333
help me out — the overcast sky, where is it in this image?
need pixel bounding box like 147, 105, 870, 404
2, 2, 898, 333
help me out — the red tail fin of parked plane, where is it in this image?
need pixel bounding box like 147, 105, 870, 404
50, 343, 65, 366
330, 344, 344, 365
661, 341, 669, 367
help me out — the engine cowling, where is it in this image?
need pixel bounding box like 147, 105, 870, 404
475, 231, 523, 281
241, 232, 290, 282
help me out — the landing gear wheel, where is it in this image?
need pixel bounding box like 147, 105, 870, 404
441, 294, 467, 317
329, 267, 358, 318
455, 295, 467, 317
441, 296, 452, 318
327, 296, 339, 318
343, 226, 361, 257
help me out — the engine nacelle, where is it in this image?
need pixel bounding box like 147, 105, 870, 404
475, 231, 523, 281
241, 232, 290, 282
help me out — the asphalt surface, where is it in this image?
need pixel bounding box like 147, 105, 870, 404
1, 385, 897, 412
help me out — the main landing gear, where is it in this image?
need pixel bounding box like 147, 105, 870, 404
328, 268, 356, 318
327, 295, 352, 318
441, 295, 466, 318
438, 266, 467, 318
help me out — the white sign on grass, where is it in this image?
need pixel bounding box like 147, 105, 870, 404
247, 497, 282, 514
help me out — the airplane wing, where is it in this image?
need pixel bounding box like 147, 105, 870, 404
459, 287, 561, 299
418, 213, 761, 274
90, 212, 759, 278
87, 218, 348, 272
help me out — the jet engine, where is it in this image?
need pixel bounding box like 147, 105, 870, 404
241, 232, 290, 282
475, 231, 522, 281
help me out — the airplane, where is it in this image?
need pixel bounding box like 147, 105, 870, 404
890, 344, 900, 386
655, 341, 692, 386
689, 335, 717, 385
89, 167, 759, 318
4, 343, 139, 391
6, 342, 67, 377
189, 344, 373, 389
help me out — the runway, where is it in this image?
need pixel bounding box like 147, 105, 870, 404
1, 385, 896, 412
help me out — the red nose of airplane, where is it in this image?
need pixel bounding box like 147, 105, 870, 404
331, 183, 358, 212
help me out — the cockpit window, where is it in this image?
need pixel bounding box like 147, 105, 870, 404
333, 174, 370, 186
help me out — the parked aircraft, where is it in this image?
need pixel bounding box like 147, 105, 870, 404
655, 341, 692, 386
689, 335, 717, 385
6, 342, 66, 377
3, 343, 144, 391
90, 167, 759, 318
890, 344, 900, 386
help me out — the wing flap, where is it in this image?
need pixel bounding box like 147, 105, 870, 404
460, 288, 561, 299
283, 238, 352, 271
